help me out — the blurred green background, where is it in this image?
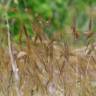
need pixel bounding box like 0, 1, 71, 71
0, 0, 96, 45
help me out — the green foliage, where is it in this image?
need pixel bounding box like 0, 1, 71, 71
0, 0, 96, 41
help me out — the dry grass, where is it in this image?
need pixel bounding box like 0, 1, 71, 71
0, 40, 96, 96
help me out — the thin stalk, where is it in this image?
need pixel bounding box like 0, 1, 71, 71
5, 13, 22, 96
2, 0, 22, 95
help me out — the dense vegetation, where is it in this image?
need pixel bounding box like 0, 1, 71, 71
0, 0, 96, 43
0, 0, 96, 96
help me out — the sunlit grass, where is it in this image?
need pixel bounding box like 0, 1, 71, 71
0, 40, 96, 96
